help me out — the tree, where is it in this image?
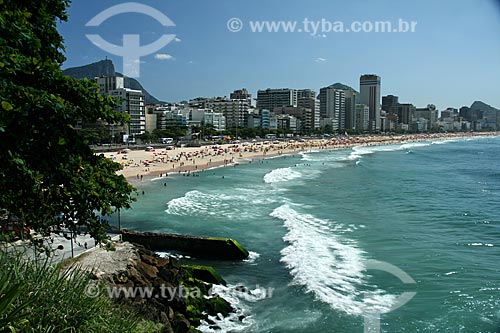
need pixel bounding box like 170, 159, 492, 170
0, 0, 135, 242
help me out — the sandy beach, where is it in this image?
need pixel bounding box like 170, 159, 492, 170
102, 132, 498, 184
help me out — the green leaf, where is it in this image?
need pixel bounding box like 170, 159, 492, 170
1, 101, 13, 111
58, 138, 66, 145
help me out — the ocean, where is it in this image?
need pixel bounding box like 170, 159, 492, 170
117, 136, 500, 332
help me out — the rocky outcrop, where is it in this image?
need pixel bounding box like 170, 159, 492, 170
81, 242, 232, 333
121, 230, 249, 260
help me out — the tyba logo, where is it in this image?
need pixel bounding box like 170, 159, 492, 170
86, 2, 176, 77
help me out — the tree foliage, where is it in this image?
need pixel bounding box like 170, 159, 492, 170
0, 0, 135, 241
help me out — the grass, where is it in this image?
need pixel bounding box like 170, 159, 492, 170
0, 249, 162, 333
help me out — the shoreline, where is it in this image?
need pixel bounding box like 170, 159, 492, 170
102, 132, 499, 185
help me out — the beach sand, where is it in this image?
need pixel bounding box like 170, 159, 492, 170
101, 132, 498, 184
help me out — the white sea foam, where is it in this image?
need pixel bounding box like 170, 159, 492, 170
300, 152, 315, 161
431, 139, 459, 145
263, 167, 302, 184
198, 284, 268, 332
270, 204, 397, 316
243, 251, 261, 264
156, 251, 191, 260
399, 142, 432, 150
348, 145, 401, 161
150, 176, 166, 182
166, 189, 278, 219
467, 243, 494, 247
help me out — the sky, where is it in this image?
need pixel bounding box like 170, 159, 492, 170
58, 0, 500, 110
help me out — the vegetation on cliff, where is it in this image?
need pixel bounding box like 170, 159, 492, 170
0, 249, 160, 332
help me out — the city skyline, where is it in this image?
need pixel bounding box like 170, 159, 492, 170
58, 0, 500, 111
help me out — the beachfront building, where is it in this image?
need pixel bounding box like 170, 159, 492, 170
247, 110, 262, 129
319, 86, 343, 131
394, 103, 416, 127
108, 88, 146, 136
206, 98, 251, 129
319, 83, 358, 132
95, 76, 146, 138
414, 105, 438, 130
273, 106, 316, 134
178, 108, 207, 127
257, 89, 298, 111
260, 109, 271, 129
152, 106, 188, 130
145, 112, 157, 134
297, 96, 321, 132
360, 74, 381, 131
382, 95, 399, 112
204, 112, 226, 132
163, 111, 187, 128
355, 104, 370, 131
276, 114, 300, 134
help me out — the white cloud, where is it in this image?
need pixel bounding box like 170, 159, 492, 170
174, 37, 182, 42
312, 34, 328, 39
315, 57, 327, 63
155, 53, 174, 60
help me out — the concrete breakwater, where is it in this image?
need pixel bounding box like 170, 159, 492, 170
121, 230, 250, 260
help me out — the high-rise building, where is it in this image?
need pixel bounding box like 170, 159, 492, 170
360, 74, 381, 131
319, 87, 343, 131
414, 105, 438, 130
394, 103, 416, 125
230, 89, 251, 101
204, 112, 226, 132
273, 106, 317, 134
96, 76, 124, 94
319, 83, 358, 131
257, 89, 297, 111
382, 95, 399, 112
206, 98, 250, 129
108, 88, 146, 136
343, 89, 358, 131
297, 89, 316, 100
297, 97, 321, 132
276, 114, 299, 133
355, 104, 370, 131
95, 76, 146, 138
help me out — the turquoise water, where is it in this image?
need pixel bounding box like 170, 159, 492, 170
118, 136, 500, 332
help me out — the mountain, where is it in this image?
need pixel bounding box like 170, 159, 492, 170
469, 101, 499, 129
62, 60, 164, 104
470, 101, 499, 113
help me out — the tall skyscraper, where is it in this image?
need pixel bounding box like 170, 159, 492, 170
360, 74, 381, 131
